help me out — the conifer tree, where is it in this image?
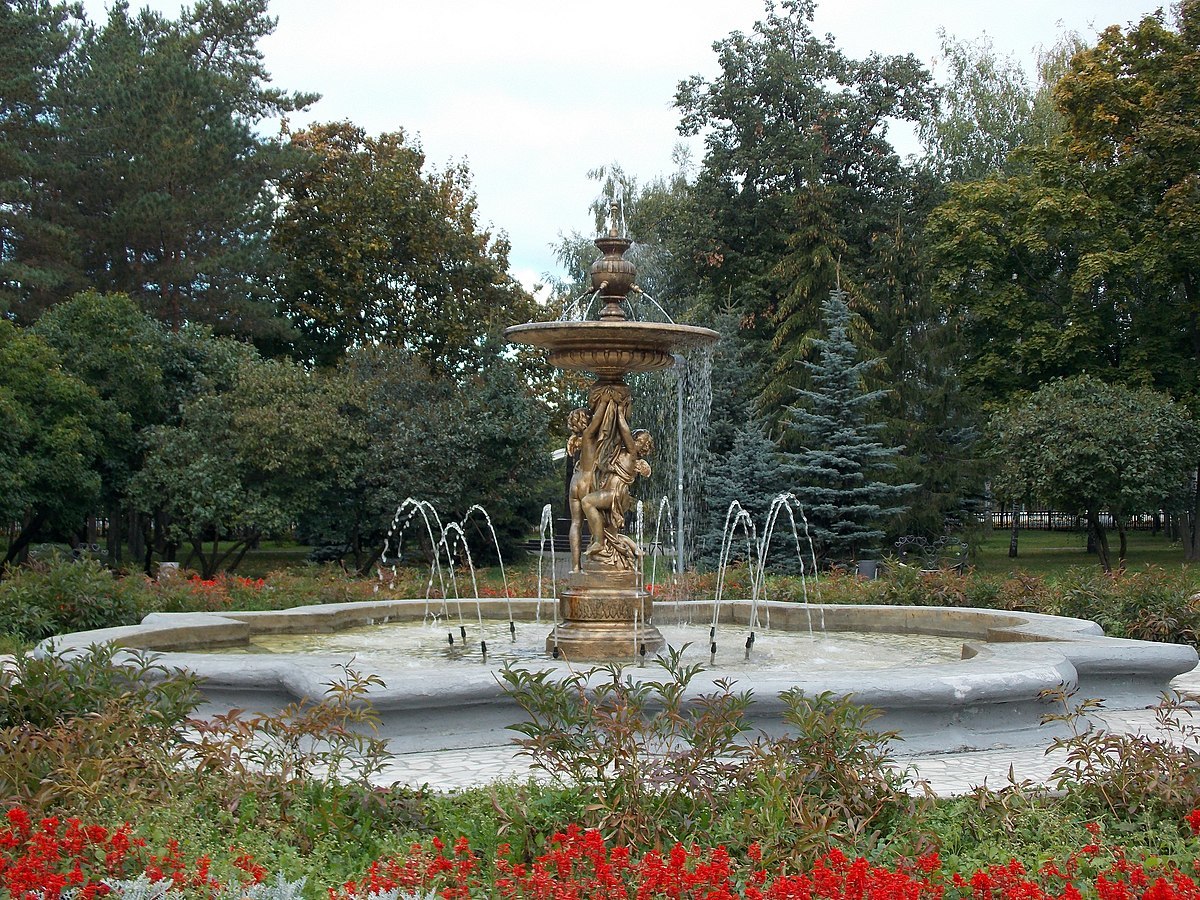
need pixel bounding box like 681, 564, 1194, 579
784, 288, 912, 561
696, 418, 788, 571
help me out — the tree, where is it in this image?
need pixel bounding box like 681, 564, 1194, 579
273, 121, 532, 371
674, 0, 938, 417
925, 4, 1200, 558
988, 377, 1195, 572
10, 0, 315, 337
1055, 2, 1200, 557
33, 292, 171, 562
0, 0, 80, 315
782, 289, 912, 561
132, 354, 348, 577
696, 419, 789, 570
918, 30, 1037, 183
0, 321, 102, 567
923, 147, 1129, 406
299, 347, 554, 573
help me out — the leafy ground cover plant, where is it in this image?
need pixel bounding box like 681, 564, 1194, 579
1043, 687, 1200, 820
499, 647, 756, 849
500, 653, 920, 862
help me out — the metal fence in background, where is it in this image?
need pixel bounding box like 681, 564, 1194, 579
984, 510, 1163, 531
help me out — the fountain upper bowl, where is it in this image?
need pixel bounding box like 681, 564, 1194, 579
505, 321, 720, 375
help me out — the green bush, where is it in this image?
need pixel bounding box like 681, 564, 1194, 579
0, 644, 200, 817
1048, 567, 1200, 645
500, 652, 919, 861
0, 556, 143, 641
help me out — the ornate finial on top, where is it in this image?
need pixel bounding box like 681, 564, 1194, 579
591, 201, 635, 321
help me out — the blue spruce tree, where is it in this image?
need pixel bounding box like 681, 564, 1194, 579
697, 418, 789, 570
785, 289, 912, 562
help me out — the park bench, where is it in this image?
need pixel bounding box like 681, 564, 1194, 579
892, 535, 969, 575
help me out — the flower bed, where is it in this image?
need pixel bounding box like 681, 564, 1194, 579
4, 810, 1200, 900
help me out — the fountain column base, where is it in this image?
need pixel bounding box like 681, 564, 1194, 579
547, 568, 663, 661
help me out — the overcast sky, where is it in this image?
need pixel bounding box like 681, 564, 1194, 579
84, 0, 1166, 291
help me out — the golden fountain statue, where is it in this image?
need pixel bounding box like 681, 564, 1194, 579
505, 208, 718, 659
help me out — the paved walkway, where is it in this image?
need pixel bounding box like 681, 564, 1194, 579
375, 665, 1200, 796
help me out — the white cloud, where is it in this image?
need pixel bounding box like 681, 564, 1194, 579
84, 0, 1162, 283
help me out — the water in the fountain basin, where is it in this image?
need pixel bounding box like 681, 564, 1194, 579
227, 619, 966, 672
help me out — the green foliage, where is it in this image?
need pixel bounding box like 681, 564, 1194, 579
1043, 688, 1200, 820
0, 644, 199, 815
23, 0, 316, 337
733, 691, 917, 866
988, 377, 1196, 571
501, 650, 915, 861
0, 0, 80, 314
0, 642, 198, 729
0, 320, 103, 565
133, 354, 352, 577
273, 121, 533, 370
1048, 567, 1200, 645
696, 419, 789, 570
301, 348, 553, 572
784, 290, 913, 561
674, 0, 937, 420
0, 555, 141, 641
919, 30, 1039, 182
501, 648, 755, 848
184, 665, 412, 854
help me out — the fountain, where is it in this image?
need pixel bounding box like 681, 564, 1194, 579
504, 206, 718, 659
36, 215, 1199, 756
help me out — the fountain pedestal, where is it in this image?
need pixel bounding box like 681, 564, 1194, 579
507, 209, 718, 662
548, 568, 663, 660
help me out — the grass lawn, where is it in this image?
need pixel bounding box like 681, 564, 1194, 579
971, 526, 1194, 578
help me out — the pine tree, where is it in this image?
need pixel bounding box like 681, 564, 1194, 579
784, 289, 912, 562
696, 418, 788, 571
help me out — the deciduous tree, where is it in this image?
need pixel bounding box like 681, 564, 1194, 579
0, 321, 102, 567
989, 377, 1195, 572
273, 121, 531, 371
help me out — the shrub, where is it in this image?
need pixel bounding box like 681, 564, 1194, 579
500, 648, 756, 849
1044, 687, 1200, 820
0, 556, 142, 641
0, 645, 200, 817
500, 652, 918, 860
1050, 567, 1200, 646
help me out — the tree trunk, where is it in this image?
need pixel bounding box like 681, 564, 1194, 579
127, 508, 145, 569
1117, 519, 1128, 571
3, 511, 48, 568
107, 501, 122, 565
1008, 504, 1019, 558
1087, 508, 1112, 573
1186, 464, 1200, 562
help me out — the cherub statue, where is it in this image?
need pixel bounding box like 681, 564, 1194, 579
566, 399, 612, 574
581, 403, 654, 571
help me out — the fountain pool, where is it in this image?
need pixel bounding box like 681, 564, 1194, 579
46, 595, 1198, 755
37, 213, 1199, 761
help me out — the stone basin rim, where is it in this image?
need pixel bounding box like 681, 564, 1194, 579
504, 320, 721, 352
40, 598, 1197, 704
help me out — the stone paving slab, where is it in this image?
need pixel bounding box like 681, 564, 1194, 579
375, 665, 1200, 796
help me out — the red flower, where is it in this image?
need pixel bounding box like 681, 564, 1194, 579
1187, 809, 1200, 837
